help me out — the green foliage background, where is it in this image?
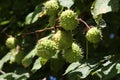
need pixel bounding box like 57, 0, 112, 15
0, 0, 120, 80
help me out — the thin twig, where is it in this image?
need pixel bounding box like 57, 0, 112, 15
22, 17, 60, 36
22, 26, 61, 36
79, 18, 91, 29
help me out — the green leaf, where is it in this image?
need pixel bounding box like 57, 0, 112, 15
65, 62, 97, 79
9, 48, 19, 64
65, 62, 81, 74
13, 73, 29, 80
14, 50, 25, 64
93, 60, 120, 80
0, 70, 29, 80
58, 0, 74, 9
25, 4, 43, 24
116, 63, 120, 73
0, 52, 11, 69
39, 57, 48, 65
91, 0, 119, 18
0, 20, 10, 25
14, 67, 30, 80
31, 57, 42, 73
22, 48, 36, 68
25, 12, 34, 24
50, 55, 65, 75
67, 72, 81, 80
0, 73, 13, 80
0, 48, 25, 69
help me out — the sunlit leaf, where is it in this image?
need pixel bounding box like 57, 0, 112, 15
40, 57, 48, 66
65, 62, 97, 79
31, 57, 42, 72
0, 73, 13, 80
65, 62, 81, 74
13, 73, 29, 80
14, 68, 30, 80
93, 60, 120, 80
25, 4, 43, 24
58, 0, 74, 9
0, 52, 11, 69
91, 0, 119, 18
22, 48, 36, 68
9, 48, 19, 64
0, 70, 29, 80
0, 20, 10, 25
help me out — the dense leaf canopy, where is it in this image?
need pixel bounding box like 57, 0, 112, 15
0, 0, 120, 80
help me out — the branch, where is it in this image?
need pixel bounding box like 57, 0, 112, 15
22, 18, 60, 36
22, 26, 61, 36
22, 18, 89, 36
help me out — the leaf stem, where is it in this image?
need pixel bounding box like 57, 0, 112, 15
86, 40, 89, 60
79, 18, 91, 29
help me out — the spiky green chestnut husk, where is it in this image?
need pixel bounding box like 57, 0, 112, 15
36, 39, 58, 59
64, 43, 83, 63
52, 30, 73, 50
44, 0, 59, 16
6, 37, 16, 49
59, 10, 78, 30
86, 27, 102, 43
